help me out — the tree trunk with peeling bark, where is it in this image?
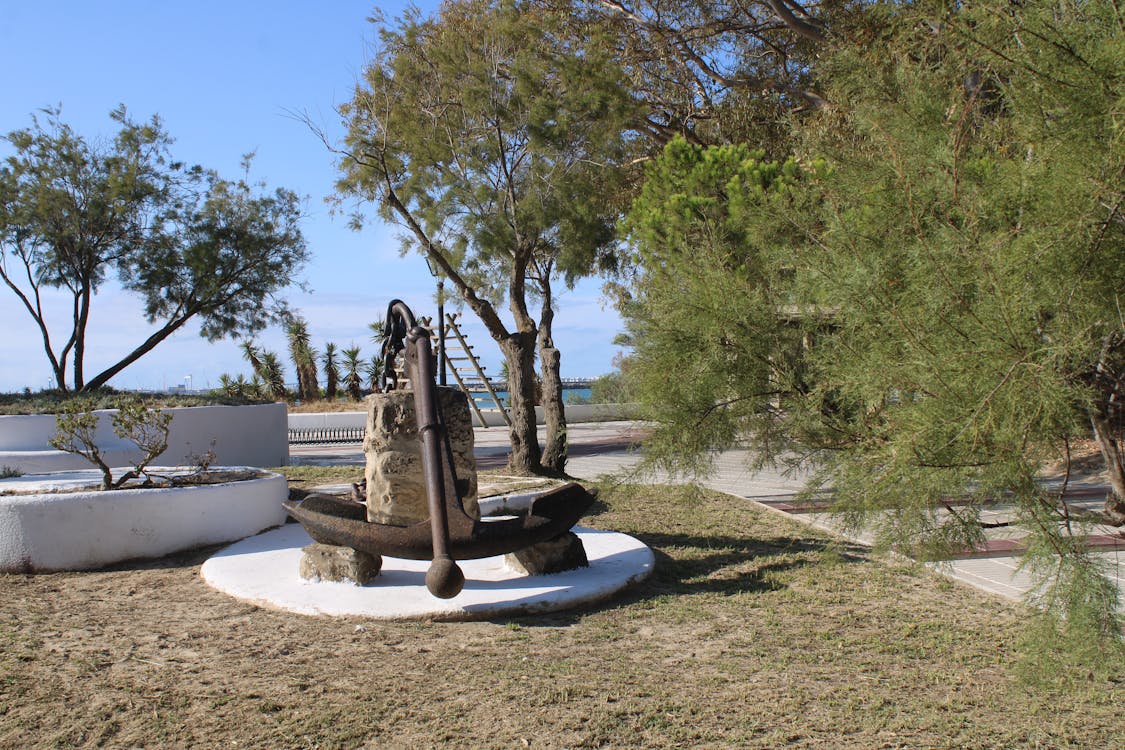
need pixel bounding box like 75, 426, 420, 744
1090, 411, 1125, 525
498, 333, 542, 473
538, 299, 568, 475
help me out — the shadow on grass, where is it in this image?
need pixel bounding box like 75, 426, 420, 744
94, 542, 229, 572
644, 532, 865, 591
504, 532, 868, 628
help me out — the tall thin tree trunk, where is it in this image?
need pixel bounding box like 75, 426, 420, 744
538, 300, 567, 476
499, 332, 541, 475
73, 285, 92, 391
377, 183, 545, 474
1088, 335, 1125, 525
1090, 411, 1125, 525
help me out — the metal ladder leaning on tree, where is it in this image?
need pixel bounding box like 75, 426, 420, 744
431, 312, 511, 429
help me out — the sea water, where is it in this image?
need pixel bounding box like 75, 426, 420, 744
471, 388, 593, 408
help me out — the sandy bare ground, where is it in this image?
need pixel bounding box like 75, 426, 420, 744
1, 483, 1122, 749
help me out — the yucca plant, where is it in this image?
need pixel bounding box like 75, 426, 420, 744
366, 353, 382, 392
322, 342, 340, 400
258, 351, 288, 402
241, 342, 288, 401
342, 346, 364, 401
286, 315, 320, 402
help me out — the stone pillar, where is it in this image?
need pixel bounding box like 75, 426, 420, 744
364, 386, 480, 526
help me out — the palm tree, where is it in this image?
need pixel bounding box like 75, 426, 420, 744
322, 342, 340, 400
343, 346, 364, 401
286, 315, 319, 402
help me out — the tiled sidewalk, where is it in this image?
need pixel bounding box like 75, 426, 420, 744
290, 419, 1125, 610
555, 423, 1124, 611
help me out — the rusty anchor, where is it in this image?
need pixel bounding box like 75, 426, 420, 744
283, 300, 595, 599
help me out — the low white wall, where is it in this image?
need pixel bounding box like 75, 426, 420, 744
287, 402, 640, 432
162, 404, 289, 466
0, 469, 288, 572
0, 403, 289, 474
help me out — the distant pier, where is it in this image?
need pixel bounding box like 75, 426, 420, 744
461, 377, 594, 391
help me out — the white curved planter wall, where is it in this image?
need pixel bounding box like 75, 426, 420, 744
0, 403, 289, 474
0, 470, 288, 572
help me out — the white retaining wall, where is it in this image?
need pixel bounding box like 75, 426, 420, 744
0, 469, 289, 572
0, 403, 289, 474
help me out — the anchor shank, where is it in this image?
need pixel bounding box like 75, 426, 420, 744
405, 323, 464, 598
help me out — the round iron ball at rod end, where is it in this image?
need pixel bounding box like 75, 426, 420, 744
426, 555, 465, 599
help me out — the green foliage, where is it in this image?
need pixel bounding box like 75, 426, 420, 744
569, 371, 636, 405
620, 0, 1124, 660
0, 466, 22, 479
335, 0, 642, 472
566, 0, 830, 149
338, 0, 637, 285
216, 374, 262, 400
0, 107, 308, 392
49, 398, 172, 490
619, 137, 825, 474
365, 353, 382, 393
796, 0, 1124, 558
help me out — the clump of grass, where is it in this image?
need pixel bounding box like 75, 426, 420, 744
0, 466, 21, 479
270, 465, 364, 486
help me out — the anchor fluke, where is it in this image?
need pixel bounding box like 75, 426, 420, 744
426, 555, 465, 599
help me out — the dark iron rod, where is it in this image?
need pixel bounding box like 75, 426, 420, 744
394, 300, 464, 599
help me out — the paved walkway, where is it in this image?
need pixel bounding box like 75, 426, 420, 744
290, 420, 1125, 610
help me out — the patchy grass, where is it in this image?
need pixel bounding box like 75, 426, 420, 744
288, 400, 369, 413
0, 389, 271, 416
273, 465, 563, 500
1, 484, 1121, 748
271, 464, 365, 486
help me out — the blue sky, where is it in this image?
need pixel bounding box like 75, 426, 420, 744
0, 1, 624, 392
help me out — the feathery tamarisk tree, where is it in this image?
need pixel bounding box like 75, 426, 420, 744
0, 107, 307, 392
330, 0, 636, 474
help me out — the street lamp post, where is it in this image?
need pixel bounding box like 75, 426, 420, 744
424, 257, 448, 386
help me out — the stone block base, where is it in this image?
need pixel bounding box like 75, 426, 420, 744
299, 543, 382, 584
364, 387, 480, 525
504, 532, 588, 576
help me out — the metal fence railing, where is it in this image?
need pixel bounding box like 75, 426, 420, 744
288, 427, 365, 445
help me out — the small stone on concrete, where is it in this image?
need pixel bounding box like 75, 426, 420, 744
505, 532, 588, 576
299, 543, 382, 584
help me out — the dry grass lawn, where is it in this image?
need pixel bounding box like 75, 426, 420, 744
1, 479, 1122, 749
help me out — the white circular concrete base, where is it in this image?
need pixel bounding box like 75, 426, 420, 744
201, 524, 654, 621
